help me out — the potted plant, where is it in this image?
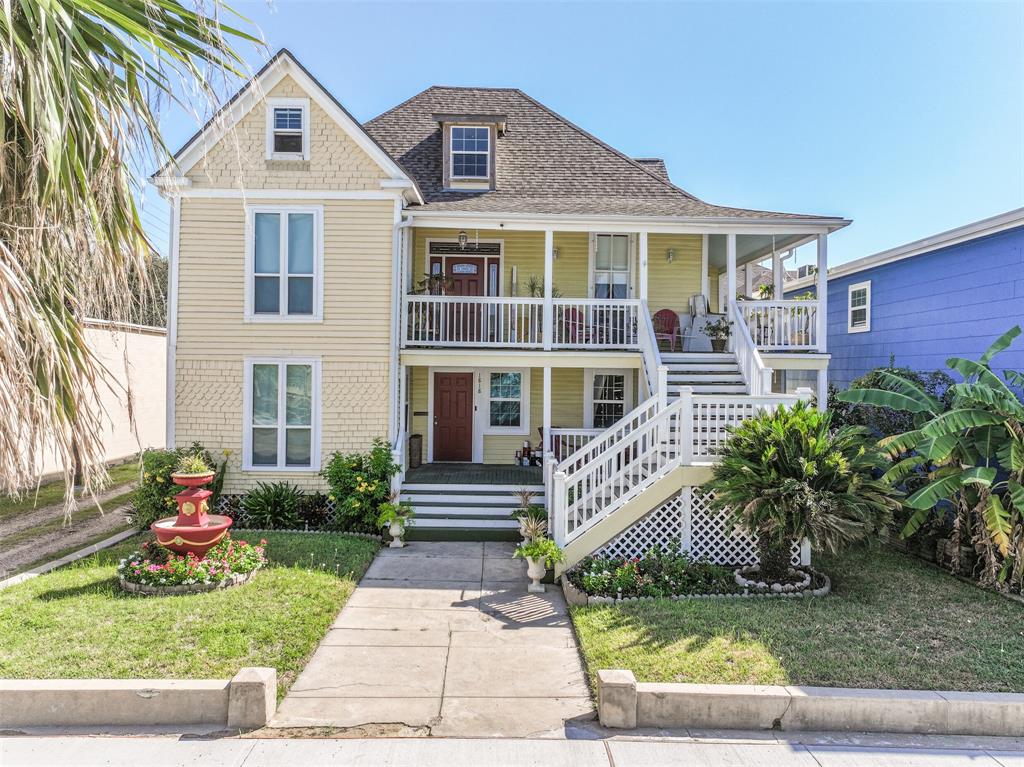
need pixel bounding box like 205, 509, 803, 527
515, 507, 548, 543
702, 317, 732, 353
378, 500, 415, 548
171, 453, 215, 488
513, 536, 565, 593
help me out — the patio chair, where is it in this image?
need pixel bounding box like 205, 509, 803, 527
652, 308, 680, 352
559, 307, 589, 345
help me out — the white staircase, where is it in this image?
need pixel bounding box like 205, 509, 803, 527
662, 353, 746, 396
400, 484, 545, 536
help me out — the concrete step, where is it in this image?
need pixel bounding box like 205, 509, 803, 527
661, 353, 734, 363
668, 384, 747, 394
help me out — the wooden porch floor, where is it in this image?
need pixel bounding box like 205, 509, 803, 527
404, 462, 543, 486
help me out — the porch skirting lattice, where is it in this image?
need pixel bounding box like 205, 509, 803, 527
596, 488, 802, 566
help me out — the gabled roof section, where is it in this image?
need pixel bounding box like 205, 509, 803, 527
633, 158, 670, 183
153, 49, 422, 203
364, 85, 839, 222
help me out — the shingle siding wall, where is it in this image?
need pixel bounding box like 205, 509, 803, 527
824, 225, 1024, 389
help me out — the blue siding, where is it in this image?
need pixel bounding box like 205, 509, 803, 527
824, 225, 1024, 388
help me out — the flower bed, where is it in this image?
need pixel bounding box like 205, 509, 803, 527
117, 535, 266, 594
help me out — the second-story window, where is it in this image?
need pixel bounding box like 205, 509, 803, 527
593, 234, 630, 298
451, 126, 489, 178
247, 206, 322, 322
266, 98, 309, 160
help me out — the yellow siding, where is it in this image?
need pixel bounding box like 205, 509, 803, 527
185, 75, 386, 191
174, 196, 395, 493
647, 234, 702, 313
709, 267, 721, 313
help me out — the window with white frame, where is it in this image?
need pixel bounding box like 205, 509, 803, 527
247, 207, 321, 321
848, 281, 871, 333
585, 369, 633, 428
266, 98, 309, 159
244, 358, 320, 470
451, 126, 489, 178
593, 234, 630, 298
487, 371, 528, 433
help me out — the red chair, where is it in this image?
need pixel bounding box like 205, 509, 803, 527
652, 309, 680, 351
559, 307, 588, 345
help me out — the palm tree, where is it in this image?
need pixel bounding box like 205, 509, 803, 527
0, 1, 258, 507
705, 401, 901, 581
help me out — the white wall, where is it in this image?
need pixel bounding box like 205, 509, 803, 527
37, 321, 167, 477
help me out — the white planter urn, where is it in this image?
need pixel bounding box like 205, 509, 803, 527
526, 556, 547, 593
519, 518, 532, 543
388, 519, 405, 548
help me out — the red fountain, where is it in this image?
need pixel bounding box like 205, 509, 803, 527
151, 471, 233, 557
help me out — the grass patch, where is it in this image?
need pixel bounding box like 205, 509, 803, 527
571, 546, 1024, 692
0, 460, 139, 521
0, 530, 378, 699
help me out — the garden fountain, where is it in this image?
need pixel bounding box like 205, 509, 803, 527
151, 464, 233, 558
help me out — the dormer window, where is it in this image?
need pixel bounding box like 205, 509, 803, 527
266, 97, 309, 160
451, 126, 489, 178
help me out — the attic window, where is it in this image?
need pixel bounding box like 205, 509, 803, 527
266, 98, 309, 160
451, 126, 489, 178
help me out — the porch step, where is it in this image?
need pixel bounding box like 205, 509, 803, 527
661, 351, 749, 397
400, 481, 545, 539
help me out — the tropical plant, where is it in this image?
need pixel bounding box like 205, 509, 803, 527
838, 326, 1024, 590
518, 511, 548, 542
514, 536, 565, 568
701, 317, 733, 341
0, 1, 257, 511
415, 272, 453, 295
240, 482, 303, 530
322, 438, 400, 530
524, 274, 562, 298
705, 401, 902, 582
174, 454, 212, 476
513, 487, 537, 511
756, 283, 774, 299
297, 492, 333, 530
377, 500, 414, 529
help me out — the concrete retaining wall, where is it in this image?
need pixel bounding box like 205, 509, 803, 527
0, 667, 275, 730
597, 670, 1024, 736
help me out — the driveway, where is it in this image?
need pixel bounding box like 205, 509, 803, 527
271, 541, 595, 737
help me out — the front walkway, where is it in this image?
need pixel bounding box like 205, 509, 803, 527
271, 541, 594, 737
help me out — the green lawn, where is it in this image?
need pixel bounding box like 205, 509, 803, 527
0, 460, 139, 521
0, 530, 378, 699
571, 546, 1024, 692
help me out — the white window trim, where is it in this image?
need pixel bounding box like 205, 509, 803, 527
266, 97, 310, 161
483, 368, 530, 436
244, 205, 324, 323
584, 368, 634, 429
450, 125, 490, 180
847, 280, 871, 333
588, 233, 635, 299
242, 357, 322, 472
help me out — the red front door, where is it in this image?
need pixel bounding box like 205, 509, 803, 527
445, 257, 485, 297
433, 372, 474, 462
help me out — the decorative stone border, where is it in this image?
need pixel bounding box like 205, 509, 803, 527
233, 527, 382, 541
0, 667, 276, 730
119, 569, 256, 596
597, 670, 1024, 736
561, 570, 830, 606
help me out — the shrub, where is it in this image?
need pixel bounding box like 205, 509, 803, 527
321, 438, 399, 530
513, 536, 564, 568
568, 544, 738, 598
117, 534, 266, 587
240, 481, 303, 530
129, 442, 226, 530
297, 492, 333, 530
705, 401, 902, 582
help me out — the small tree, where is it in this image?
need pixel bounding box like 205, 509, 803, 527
705, 401, 901, 581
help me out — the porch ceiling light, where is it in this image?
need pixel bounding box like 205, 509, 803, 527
666, 248, 675, 263
458, 230, 468, 249
552, 247, 560, 259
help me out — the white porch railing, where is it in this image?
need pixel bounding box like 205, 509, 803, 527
403, 295, 545, 348
738, 300, 819, 351
550, 298, 641, 349
688, 390, 800, 460
547, 427, 603, 461
637, 300, 663, 398
731, 301, 774, 396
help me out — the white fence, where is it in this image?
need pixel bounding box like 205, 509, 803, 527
550, 299, 640, 349
738, 300, 819, 351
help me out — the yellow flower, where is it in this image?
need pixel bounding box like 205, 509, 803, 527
328, 494, 335, 501
143, 472, 151, 479
156, 476, 164, 483
352, 501, 360, 508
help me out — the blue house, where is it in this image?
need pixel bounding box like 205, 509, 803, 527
785, 208, 1024, 389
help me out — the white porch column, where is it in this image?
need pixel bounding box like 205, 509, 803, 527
638, 230, 649, 301
744, 263, 753, 297
772, 250, 784, 298
543, 366, 552, 452
816, 368, 828, 413
543, 229, 554, 350
700, 234, 710, 302
725, 234, 737, 315
816, 233, 828, 352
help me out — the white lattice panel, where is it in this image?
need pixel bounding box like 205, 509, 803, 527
597, 494, 685, 559
691, 488, 800, 566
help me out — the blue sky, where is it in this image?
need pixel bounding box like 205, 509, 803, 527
144, 1, 1023, 269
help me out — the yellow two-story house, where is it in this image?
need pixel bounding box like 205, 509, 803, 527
154, 50, 846, 569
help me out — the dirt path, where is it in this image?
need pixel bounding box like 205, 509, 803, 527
0, 483, 135, 540
0, 492, 137, 579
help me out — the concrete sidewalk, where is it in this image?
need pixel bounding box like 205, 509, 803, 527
5, 734, 1024, 766
271, 541, 594, 737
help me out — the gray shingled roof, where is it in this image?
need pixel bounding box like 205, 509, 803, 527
364, 86, 831, 220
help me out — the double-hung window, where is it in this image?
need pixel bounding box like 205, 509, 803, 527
266, 98, 309, 159
244, 358, 321, 471
247, 206, 322, 321
593, 234, 630, 299
848, 281, 871, 333
586, 369, 633, 429
486, 370, 529, 434
451, 126, 489, 178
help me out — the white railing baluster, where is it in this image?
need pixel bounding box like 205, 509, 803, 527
737, 299, 819, 351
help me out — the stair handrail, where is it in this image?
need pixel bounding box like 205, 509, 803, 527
638, 300, 663, 398
731, 300, 773, 396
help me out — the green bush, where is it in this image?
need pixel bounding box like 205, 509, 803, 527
240, 482, 303, 530
129, 442, 225, 530
321, 438, 399, 531
568, 544, 739, 598
298, 492, 333, 530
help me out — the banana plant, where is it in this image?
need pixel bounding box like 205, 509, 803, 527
837, 327, 1024, 587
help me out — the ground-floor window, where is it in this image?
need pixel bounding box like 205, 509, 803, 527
773, 368, 818, 395
585, 369, 633, 429
486, 370, 529, 434
243, 357, 321, 470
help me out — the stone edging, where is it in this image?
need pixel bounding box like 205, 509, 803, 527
561, 571, 831, 606
0, 667, 276, 730
119, 569, 256, 596
232, 527, 382, 541
597, 670, 1024, 736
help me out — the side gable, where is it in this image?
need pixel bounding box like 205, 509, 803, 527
155, 50, 421, 201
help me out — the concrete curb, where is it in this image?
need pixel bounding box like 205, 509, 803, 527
0, 527, 137, 590
0, 667, 276, 730
596, 670, 1024, 736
